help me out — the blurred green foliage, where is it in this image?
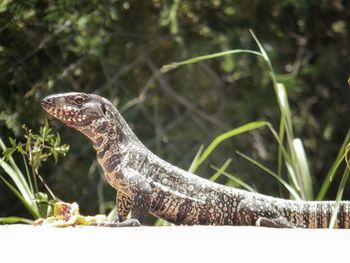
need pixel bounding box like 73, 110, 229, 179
0, 1, 349, 221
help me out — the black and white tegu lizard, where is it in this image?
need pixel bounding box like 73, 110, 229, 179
41, 92, 350, 228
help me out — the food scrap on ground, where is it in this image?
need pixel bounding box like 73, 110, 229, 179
34, 201, 108, 227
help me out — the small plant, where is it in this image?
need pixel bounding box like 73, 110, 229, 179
0, 120, 69, 224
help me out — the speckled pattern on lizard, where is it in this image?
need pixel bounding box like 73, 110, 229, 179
41, 92, 350, 228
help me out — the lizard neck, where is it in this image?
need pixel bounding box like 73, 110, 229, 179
74, 109, 139, 159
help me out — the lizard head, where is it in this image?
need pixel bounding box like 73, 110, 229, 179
41, 92, 116, 133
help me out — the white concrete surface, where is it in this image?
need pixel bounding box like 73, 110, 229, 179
1, 225, 349, 262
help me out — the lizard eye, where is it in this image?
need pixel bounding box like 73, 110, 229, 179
101, 104, 110, 117
101, 104, 107, 115
74, 96, 84, 105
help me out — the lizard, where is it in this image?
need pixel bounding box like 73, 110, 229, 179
41, 92, 350, 228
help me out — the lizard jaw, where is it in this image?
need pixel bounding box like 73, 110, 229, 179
41, 97, 88, 127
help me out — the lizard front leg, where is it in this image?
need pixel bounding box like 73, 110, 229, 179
106, 168, 152, 227
116, 191, 132, 222
104, 191, 132, 227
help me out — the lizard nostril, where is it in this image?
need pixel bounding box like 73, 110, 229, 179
41, 97, 53, 106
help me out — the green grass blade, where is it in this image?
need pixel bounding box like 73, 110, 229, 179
0, 216, 34, 224
249, 29, 280, 94
249, 29, 271, 68
211, 165, 257, 193
0, 138, 34, 201
276, 118, 285, 197
277, 118, 285, 179
0, 158, 34, 202
265, 123, 296, 167
319, 156, 344, 195
317, 129, 350, 200
274, 83, 306, 197
276, 83, 293, 132
329, 167, 350, 228
276, 83, 295, 146
154, 218, 173, 226
160, 49, 263, 73
285, 161, 301, 191
22, 154, 34, 193
346, 143, 350, 170
188, 145, 204, 173
292, 138, 314, 200
107, 206, 117, 221
0, 138, 28, 185
0, 175, 39, 218
236, 151, 301, 200
266, 122, 303, 196
191, 121, 270, 173
209, 159, 232, 182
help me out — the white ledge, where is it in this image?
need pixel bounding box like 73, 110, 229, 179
0, 225, 349, 262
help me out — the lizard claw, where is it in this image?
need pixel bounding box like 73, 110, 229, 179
118, 218, 141, 227
93, 218, 141, 227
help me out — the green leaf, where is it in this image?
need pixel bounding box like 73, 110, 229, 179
0, 216, 34, 224
209, 158, 232, 182
285, 161, 300, 191
31, 134, 41, 141
31, 145, 41, 154
16, 143, 25, 155
317, 129, 350, 200
160, 49, 263, 73
107, 206, 117, 221
52, 150, 58, 163
35, 192, 51, 218
292, 138, 314, 200
211, 164, 257, 193
40, 119, 52, 141
53, 144, 70, 154
0, 157, 33, 202
276, 83, 293, 133
9, 137, 16, 147
346, 143, 350, 170
55, 132, 61, 145
191, 121, 270, 173
329, 167, 350, 228
249, 29, 270, 65
188, 145, 204, 173
0, 175, 39, 218
2, 147, 16, 160
154, 218, 173, 226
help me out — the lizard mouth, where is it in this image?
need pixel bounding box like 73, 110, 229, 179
41, 99, 88, 127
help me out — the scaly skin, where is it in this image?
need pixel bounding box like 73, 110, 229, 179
41, 92, 350, 228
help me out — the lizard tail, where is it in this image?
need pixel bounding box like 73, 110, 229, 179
282, 200, 350, 228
